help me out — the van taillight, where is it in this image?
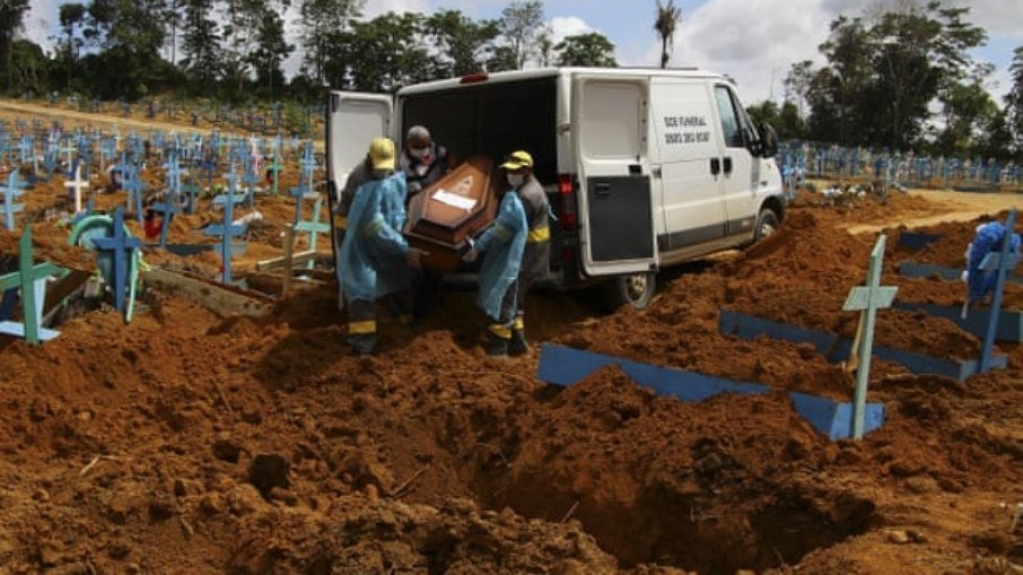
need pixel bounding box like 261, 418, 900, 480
460, 73, 489, 84
557, 174, 577, 231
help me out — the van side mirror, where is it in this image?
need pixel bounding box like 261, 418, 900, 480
758, 123, 779, 158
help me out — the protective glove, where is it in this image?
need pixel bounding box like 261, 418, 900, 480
462, 238, 479, 263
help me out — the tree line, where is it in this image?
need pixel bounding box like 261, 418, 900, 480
0, 0, 616, 102
1, 0, 1021, 161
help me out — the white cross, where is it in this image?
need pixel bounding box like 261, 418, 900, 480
64, 163, 90, 214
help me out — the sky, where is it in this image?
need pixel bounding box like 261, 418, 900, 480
20, 0, 1023, 107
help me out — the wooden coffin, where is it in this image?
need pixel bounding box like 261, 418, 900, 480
403, 155, 498, 271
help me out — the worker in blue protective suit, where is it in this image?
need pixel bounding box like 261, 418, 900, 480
964, 220, 1021, 304
462, 151, 533, 358
339, 137, 426, 356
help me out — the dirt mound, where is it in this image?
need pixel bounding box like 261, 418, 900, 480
2, 124, 1023, 575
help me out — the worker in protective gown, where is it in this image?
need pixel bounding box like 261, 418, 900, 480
462, 152, 532, 358
339, 137, 424, 355
963, 220, 1021, 306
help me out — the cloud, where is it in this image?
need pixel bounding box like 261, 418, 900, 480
23, 0, 60, 52
549, 16, 592, 42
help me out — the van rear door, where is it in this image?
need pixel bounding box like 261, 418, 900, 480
572, 75, 657, 277
326, 91, 393, 196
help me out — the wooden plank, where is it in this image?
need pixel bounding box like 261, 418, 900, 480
142, 268, 272, 318
254, 249, 317, 272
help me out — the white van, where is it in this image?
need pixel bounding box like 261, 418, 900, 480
326, 67, 785, 310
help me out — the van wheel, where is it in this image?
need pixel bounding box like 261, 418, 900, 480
590, 272, 656, 313
754, 208, 780, 242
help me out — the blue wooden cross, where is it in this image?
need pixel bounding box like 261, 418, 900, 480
90, 207, 142, 320
17, 135, 33, 165
60, 138, 77, 169
1, 170, 27, 231
294, 195, 331, 269
842, 234, 898, 439
978, 209, 1020, 373
121, 162, 146, 224
150, 183, 183, 250
266, 152, 283, 195
206, 170, 249, 284
42, 146, 57, 178
0, 226, 67, 344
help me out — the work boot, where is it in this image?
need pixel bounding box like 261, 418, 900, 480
508, 329, 529, 357
485, 329, 510, 358
348, 334, 375, 356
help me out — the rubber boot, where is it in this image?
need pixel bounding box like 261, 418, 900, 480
508, 316, 528, 357
348, 299, 377, 356
485, 325, 511, 358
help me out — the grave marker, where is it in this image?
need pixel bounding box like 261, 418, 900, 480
842, 235, 898, 439
0, 226, 67, 344
1, 170, 27, 231
89, 207, 143, 321
64, 161, 90, 214
206, 170, 249, 283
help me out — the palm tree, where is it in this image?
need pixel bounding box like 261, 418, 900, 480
654, 0, 681, 69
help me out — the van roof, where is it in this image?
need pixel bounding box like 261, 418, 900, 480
397, 66, 735, 96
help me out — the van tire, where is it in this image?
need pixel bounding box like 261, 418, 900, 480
591, 272, 656, 313
754, 208, 780, 242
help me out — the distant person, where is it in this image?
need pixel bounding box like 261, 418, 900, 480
337, 138, 425, 356
462, 150, 544, 358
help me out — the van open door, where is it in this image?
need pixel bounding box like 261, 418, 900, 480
325, 91, 393, 199
572, 76, 657, 278
325, 90, 393, 306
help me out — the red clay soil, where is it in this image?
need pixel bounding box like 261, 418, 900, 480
1, 120, 1022, 574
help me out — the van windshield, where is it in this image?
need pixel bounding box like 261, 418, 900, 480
400, 78, 558, 182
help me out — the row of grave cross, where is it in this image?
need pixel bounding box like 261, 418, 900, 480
778, 142, 1022, 186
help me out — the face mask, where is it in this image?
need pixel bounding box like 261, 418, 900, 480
507, 173, 525, 188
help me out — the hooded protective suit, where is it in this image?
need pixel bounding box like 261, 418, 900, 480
966, 221, 1021, 300
474, 189, 528, 320
338, 172, 411, 302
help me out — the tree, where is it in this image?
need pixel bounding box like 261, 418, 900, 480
180, 0, 220, 90
654, 0, 681, 69
776, 100, 807, 141
248, 4, 292, 98
536, 24, 554, 67
498, 1, 544, 69
8, 38, 48, 96
0, 0, 30, 93
806, 3, 986, 150
424, 10, 500, 77
1007, 46, 1023, 156
329, 12, 431, 93
83, 0, 172, 98
299, 0, 363, 85
934, 80, 998, 157
783, 60, 814, 120
555, 32, 617, 67
58, 3, 88, 91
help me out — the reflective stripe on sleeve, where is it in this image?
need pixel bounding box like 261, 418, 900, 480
527, 225, 550, 243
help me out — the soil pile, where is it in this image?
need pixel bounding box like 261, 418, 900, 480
0, 111, 1021, 574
